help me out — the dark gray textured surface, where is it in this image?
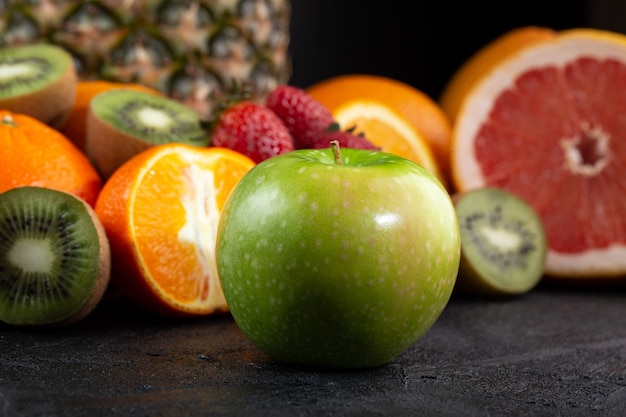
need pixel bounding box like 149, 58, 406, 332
1, 283, 625, 417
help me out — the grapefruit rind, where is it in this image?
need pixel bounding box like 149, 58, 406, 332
439, 26, 556, 123
452, 28, 626, 278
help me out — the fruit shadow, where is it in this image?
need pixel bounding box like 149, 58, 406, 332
449, 274, 626, 306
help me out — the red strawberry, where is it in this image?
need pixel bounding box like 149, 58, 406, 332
311, 124, 380, 150
211, 101, 295, 163
265, 84, 335, 149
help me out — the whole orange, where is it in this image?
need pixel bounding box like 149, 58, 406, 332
0, 111, 102, 206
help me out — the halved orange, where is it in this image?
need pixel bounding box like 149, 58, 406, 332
94, 143, 255, 316
332, 99, 442, 181
439, 26, 556, 124
307, 74, 450, 186
451, 28, 626, 279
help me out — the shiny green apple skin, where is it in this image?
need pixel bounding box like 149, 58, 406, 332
216, 148, 461, 369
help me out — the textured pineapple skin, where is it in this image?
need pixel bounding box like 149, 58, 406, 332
0, 0, 291, 119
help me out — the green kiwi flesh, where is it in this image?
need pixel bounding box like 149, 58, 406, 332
89, 89, 208, 145
454, 187, 547, 296
0, 44, 77, 129
0, 187, 111, 326
85, 89, 209, 178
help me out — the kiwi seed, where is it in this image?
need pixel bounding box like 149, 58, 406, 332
85, 89, 209, 179
0, 187, 111, 326
453, 187, 547, 296
0, 44, 77, 129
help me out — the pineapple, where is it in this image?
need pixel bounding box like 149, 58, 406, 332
0, 0, 291, 119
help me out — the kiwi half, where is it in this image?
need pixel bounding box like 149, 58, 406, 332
0, 44, 77, 129
0, 187, 111, 326
453, 187, 547, 296
85, 89, 210, 179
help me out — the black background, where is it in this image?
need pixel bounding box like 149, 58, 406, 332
287, 0, 626, 100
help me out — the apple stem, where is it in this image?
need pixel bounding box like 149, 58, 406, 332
330, 140, 343, 165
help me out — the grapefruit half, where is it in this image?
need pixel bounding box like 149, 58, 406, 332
452, 28, 626, 279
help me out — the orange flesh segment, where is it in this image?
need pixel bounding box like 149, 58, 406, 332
130, 148, 253, 309
334, 100, 442, 180
474, 57, 626, 254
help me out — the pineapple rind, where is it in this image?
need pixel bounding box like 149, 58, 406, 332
0, 0, 291, 119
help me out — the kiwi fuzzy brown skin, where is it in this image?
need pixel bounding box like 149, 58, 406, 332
56, 195, 111, 326
0, 44, 77, 130
85, 89, 209, 179
453, 187, 547, 297
0, 187, 111, 327
85, 114, 154, 181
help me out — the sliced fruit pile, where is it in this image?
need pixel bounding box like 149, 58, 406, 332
2, 24, 626, 327
0, 43, 260, 326
1, 42, 439, 327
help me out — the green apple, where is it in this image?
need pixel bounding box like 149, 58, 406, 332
216, 144, 461, 369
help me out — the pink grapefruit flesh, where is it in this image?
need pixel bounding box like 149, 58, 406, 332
453, 29, 626, 278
